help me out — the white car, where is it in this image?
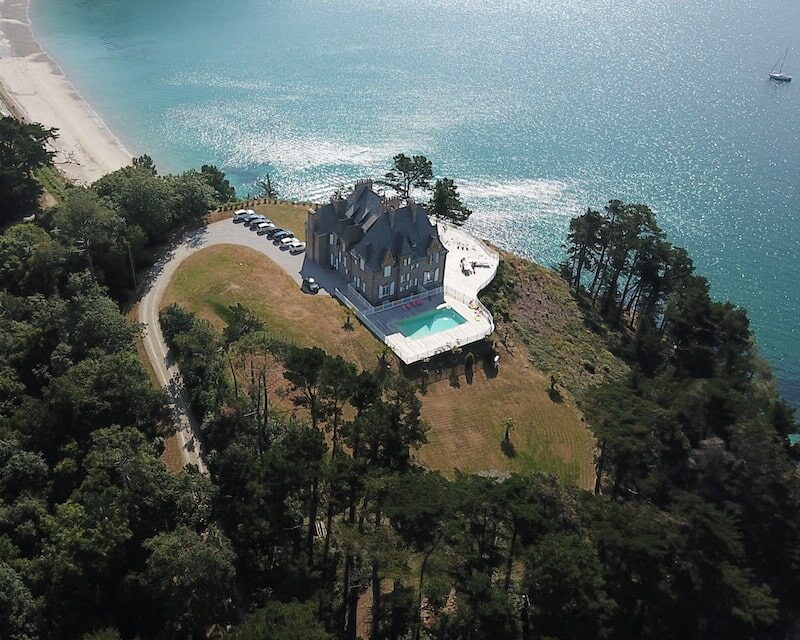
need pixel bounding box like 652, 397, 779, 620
279, 236, 295, 249
288, 239, 306, 254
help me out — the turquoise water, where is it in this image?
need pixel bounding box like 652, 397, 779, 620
31, 0, 800, 409
399, 307, 467, 340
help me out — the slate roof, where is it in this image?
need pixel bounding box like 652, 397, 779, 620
313, 182, 445, 272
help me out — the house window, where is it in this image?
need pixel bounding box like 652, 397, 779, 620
353, 276, 366, 292
429, 252, 439, 266
423, 270, 433, 285
383, 265, 392, 278
329, 234, 335, 245
359, 258, 365, 271
379, 282, 395, 299
403, 256, 412, 266
434, 267, 440, 282
330, 254, 337, 268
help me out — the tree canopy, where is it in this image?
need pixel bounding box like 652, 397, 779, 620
1, 125, 798, 640
0, 116, 57, 225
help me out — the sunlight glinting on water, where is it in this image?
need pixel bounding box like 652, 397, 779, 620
31, 0, 800, 406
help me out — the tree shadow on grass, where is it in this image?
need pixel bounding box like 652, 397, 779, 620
548, 387, 564, 403
501, 439, 516, 458
482, 357, 499, 379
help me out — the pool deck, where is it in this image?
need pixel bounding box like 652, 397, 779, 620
333, 221, 499, 364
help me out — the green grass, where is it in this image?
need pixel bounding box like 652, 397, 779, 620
162, 244, 382, 369
34, 165, 70, 202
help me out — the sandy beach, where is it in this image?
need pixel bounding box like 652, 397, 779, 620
0, 0, 131, 184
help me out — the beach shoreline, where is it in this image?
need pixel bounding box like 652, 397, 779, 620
0, 0, 131, 184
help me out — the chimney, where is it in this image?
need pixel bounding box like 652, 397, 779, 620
383, 195, 403, 210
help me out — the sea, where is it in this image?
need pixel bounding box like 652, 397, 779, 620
31, 0, 800, 411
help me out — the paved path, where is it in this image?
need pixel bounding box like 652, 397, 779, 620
138, 219, 334, 472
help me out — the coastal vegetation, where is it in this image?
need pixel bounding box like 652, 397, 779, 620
162, 242, 593, 483
0, 116, 57, 225
1, 128, 798, 640
379, 153, 472, 226
160, 200, 799, 639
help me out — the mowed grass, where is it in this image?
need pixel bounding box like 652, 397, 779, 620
208, 200, 308, 236
416, 349, 595, 487
162, 243, 596, 488
161, 244, 382, 367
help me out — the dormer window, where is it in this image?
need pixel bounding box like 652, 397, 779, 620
403, 256, 412, 266
383, 265, 392, 278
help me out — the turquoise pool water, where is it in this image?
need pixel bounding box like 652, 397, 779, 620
398, 307, 467, 340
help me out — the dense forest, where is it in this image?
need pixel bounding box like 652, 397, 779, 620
1, 117, 799, 640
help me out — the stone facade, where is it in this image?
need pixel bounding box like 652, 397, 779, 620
306, 181, 447, 307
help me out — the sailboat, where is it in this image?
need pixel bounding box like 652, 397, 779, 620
770, 48, 792, 82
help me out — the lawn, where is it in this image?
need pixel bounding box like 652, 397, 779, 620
161, 244, 382, 368
162, 240, 596, 489
208, 199, 309, 236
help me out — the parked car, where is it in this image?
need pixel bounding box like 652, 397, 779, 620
239, 213, 259, 224
246, 216, 268, 228
288, 239, 306, 254
264, 226, 284, 238
301, 277, 320, 293
233, 209, 249, 222
255, 221, 275, 234
272, 230, 293, 242
279, 237, 296, 249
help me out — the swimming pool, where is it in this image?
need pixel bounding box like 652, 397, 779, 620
398, 307, 467, 340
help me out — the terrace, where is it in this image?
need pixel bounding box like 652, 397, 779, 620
332, 221, 499, 364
